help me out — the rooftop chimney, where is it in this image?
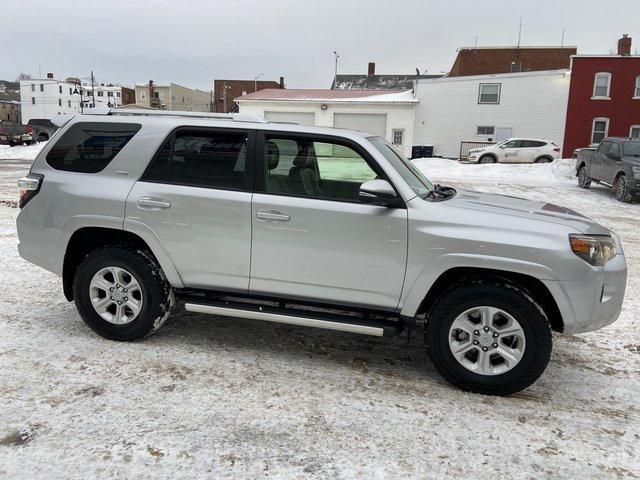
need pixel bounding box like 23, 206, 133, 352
368, 62, 375, 76
46, 72, 54, 79
618, 34, 632, 56
279, 76, 285, 88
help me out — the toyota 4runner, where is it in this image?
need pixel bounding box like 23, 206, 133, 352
17, 110, 627, 395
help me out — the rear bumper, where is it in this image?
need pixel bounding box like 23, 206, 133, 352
543, 253, 627, 334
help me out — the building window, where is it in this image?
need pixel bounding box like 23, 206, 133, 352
68, 100, 71, 108
631, 125, 640, 139
31, 97, 35, 104
158, 92, 165, 100
392, 129, 404, 146
97, 91, 103, 97
591, 117, 609, 144
116, 92, 121, 97
59, 85, 62, 94
476, 126, 495, 136
107, 91, 113, 97
40, 84, 44, 92
479, 83, 501, 104
593, 72, 611, 98
635, 76, 640, 98
31, 84, 35, 92
58, 99, 62, 107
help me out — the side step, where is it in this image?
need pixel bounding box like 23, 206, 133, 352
182, 298, 404, 337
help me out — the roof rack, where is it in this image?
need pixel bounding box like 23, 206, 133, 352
107, 108, 268, 124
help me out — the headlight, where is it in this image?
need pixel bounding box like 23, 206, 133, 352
569, 234, 616, 266
632, 166, 640, 180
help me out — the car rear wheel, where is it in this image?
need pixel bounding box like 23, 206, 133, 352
73, 246, 173, 341
479, 155, 496, 164
577, 166, 591, 188
535, 157, 552, 163
613, 174, 632, 203
425, 279, 552, 395
38, 134, 49, 142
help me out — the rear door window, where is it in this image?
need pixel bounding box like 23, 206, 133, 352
46, 122, 141, 173
143, 128, 250, 191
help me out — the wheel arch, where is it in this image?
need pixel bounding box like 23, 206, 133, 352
414, 267, 564, 333
62, 227, 181, 301
535, 155, 553, 163
479, 153, 497, 162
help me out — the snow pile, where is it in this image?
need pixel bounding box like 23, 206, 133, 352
413, 157, 577, 186
0, 142, 46, 160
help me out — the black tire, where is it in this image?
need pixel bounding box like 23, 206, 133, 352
38, 134, 49, 142
613, 174, 632, 203
73, 246, 172, 341
425, 279, 552, 396
577, 165, 591, 189
535, 157, 552, 163
479, 155, 496, 164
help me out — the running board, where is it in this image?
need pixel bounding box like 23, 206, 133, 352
184, 301, 402, 337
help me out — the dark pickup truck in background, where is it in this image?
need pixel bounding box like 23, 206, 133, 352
0, 122, 34, 146
576, 137, 640, 202
26, 119, 58, 142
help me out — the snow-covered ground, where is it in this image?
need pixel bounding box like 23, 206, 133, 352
0, 146, 638, 479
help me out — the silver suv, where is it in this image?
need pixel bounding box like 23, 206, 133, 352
17, 110, 627, 395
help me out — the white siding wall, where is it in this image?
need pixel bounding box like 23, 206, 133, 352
20, 80, 82, 123
238, 100, 416, 157
413, 71, 570, 158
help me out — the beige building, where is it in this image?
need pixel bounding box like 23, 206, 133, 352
134, 81, 210, 112
0, 100, 21, 123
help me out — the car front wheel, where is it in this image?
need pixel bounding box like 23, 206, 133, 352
425, 279, 552, 395
479, 155, 496, 164
73, 246, 173, 341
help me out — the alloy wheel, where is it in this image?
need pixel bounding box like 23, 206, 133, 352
89, 266, 143, 325
448, 306, 526, 376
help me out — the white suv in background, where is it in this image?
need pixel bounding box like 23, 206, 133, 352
468, 138, 561, 164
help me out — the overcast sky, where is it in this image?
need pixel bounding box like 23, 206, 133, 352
2, 0, 639, 90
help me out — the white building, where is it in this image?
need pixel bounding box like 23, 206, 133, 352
237, 89, 417, 157
20, 76, 82, 123
80, 83, 123, 109
413, 69, 571, 158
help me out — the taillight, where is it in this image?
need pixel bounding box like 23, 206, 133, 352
26, 126, 34, 134
18, 173, 44, 208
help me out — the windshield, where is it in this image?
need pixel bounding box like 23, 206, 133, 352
368, 136, 433, 198
623, 141, 640, 156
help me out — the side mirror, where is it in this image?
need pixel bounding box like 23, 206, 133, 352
359, 179, 399, 206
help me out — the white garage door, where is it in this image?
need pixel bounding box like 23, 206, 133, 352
264, 111, 316, 126
333, 113, 387, 138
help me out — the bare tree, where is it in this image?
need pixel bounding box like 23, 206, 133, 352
15, 73, 32, 81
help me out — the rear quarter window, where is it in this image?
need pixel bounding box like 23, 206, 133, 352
46, 122, 141, 173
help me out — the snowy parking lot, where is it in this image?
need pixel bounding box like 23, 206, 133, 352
0, 144, 638, 478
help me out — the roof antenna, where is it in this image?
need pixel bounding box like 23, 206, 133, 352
474, 35, 478, 53
560, 28, 565, 52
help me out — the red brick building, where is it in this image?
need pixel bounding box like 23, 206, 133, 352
449, 46, 576, 77
562, 35, 640, 157
214, 77, 284, 112
120, 86, 135, 105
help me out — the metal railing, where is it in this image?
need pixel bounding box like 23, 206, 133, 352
459, 141, 495, 161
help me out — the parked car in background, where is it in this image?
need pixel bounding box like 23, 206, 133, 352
17, 110, 627, 396
468, 138, 561, 164
576, 137, 640, 202
0, 122, 34, 146
27, 119, 58, 142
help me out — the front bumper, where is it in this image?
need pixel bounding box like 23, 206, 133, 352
543, 253, 627, 334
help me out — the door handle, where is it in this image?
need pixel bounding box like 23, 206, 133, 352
137, 197, 172, 210
256, 210, 290, 221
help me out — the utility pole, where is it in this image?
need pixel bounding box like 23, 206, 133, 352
222, 83, 230, 113
254, 73, 263, 93
333, 51, 340, 87
91, 70, 95, 108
